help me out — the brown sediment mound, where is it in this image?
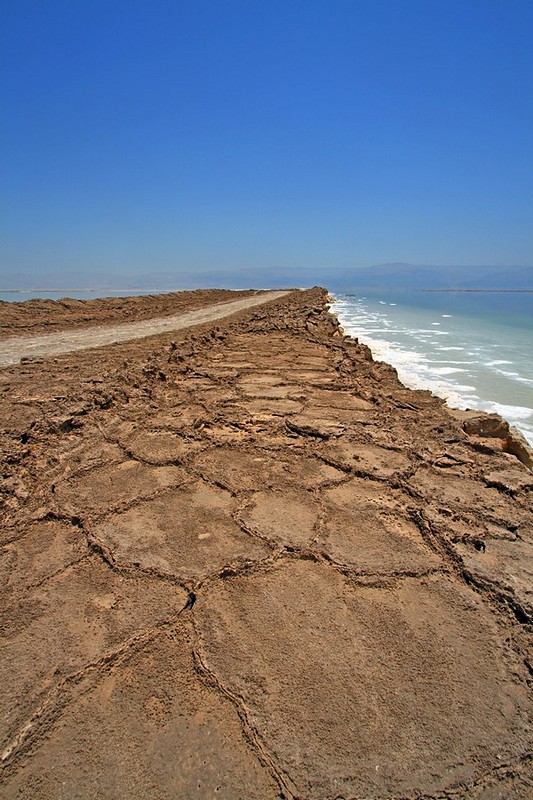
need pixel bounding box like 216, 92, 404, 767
1, 287, 532, 799
0, 291, 290, 367
0, 287, 258, 339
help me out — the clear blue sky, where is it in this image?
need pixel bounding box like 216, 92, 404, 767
1, 0, 532, 282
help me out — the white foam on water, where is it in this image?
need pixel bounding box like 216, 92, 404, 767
431, 367, 468, 375
484, 362, 533, 387
331, 294, 533, 447
513, 375, 533, 387
485, 402, 533, 420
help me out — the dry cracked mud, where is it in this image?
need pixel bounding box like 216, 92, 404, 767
1, 287, 532, 799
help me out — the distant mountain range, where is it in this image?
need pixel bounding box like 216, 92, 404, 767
1, 263, 532, 293
330, 263, 533, 291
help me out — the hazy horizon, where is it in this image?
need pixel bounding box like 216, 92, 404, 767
2, 263, 533, 296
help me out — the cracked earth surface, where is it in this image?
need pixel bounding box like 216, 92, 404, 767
1, 287, 532, 798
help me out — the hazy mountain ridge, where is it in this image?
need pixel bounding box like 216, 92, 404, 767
333, 263, 533, 291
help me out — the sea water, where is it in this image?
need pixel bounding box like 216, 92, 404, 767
331, 290, 533, 446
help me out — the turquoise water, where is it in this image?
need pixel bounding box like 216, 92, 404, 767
332, 290, 533, 446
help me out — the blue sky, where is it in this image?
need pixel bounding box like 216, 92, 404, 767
1, 0, 532, 282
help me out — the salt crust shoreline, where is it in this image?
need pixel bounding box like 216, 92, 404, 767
328, 294, 533, 466
1, 287, 532, 798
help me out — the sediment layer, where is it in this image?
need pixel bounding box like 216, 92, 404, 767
1, 287, 532, 799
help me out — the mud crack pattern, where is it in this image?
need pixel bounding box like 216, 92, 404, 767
1, 288, 532, 799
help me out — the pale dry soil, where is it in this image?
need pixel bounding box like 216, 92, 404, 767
0, 288, 532, 799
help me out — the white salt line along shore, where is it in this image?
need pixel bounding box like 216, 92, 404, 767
0, 290, 290, 367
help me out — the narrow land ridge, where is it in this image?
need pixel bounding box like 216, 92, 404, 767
0, 287, 532, 799
0, 290, 290, 367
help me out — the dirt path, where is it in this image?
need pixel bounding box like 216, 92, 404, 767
0, 290, 290, 367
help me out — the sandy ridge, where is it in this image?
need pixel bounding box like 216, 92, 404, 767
0, 290, 289, 367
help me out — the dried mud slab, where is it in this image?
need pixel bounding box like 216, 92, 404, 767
192, 446, 282, 492
55, 460, 188, 517
196, 559, 531, 799
49, 431, 125, 481
318, 506, 441, 575
409, 467, 527, 531
239, 397, 305, 416
192, 445, 344, 493
284, 370, 337, 386
0, 519, 86, 605
320, 440, 412, 478
0, 556, 188, 760
318, 478, 441, 574
0, 624, 279, 800
482, 465, 533, 493
237, 375, 302, 398
239, 488, 320, 547
118, 429, 204, 465
143, 406, 211, 431
305, 388, 375, 411
93, 480, 271, 583
296, 392, 376, 436
453, 537, 533, 618
322, 475, 413, 511
288, 411, 348, 437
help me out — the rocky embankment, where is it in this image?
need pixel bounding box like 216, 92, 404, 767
0, 287, 532, 798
